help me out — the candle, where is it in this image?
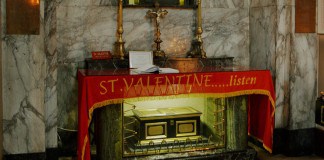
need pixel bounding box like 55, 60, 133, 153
179, 0, 184, 6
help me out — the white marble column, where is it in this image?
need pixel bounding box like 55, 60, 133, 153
250, 0, 318, 129
44, 0, 59, 149
2, 1, 46, 154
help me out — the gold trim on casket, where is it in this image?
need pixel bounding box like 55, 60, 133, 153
133, 107, 202, 140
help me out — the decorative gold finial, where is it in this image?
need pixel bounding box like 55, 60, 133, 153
146, 1, 168, 58
187, 0, 206, 58
115, 0, 126, 60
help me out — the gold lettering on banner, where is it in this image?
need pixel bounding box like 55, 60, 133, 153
99, 81, 108, 95
154, 77, 163, 86
186, 74, 193, 92
98, 74, 259, 96
230, 75, 257, 86
204, 75, 212, 87
164, 76, 176, 94
134, 77, 145, 95
193, 74, 203, 86
123, 78, 134, 92
99, 79, 119, 95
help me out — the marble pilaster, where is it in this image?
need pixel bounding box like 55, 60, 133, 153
274, 3, 292, 128
250, 0, 318, 130
2, 1, 46, 153
45, 0, 59, 148
289, 34, 317, 129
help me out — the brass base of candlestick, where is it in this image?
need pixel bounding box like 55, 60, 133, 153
187, 40, 206, 58
153, 50, 166, 58
115, 41, 126, 60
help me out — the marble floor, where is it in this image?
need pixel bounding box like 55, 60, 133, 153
58, 143, 324, 160
58, 151, 324, 160
250, 144, 324, 160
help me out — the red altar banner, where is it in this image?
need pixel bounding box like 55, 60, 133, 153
77, 69, 275, 160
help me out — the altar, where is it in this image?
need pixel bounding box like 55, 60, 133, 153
77, 66, 275, 160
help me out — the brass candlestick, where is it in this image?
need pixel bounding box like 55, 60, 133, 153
146, 1, 168, 58
115, 0, 126, 60
187, 0, 206, 58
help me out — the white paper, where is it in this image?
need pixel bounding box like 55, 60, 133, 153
159, 68, 179, 73
132, 64, 159, 73
129, 51, 153, 68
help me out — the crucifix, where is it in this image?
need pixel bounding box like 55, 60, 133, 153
146, 1, 168, 58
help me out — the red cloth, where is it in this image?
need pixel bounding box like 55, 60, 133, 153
77, 69, 275, 160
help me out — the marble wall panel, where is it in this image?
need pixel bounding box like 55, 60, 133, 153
57, 63, 80, 129
274, 4, 292, 128
289, 34, 317, 130
249, 6, 276, 71
57, 5, 117, 63
250, 0, 276, 7
202, 0, 250, 8
2, 0, 46, 153
59, 0, 93, 7
203, 8, 249, 66
93, 0, 118, 6
277, 0, 293, 6
285, 2, 317, 130
124, 9, 195, 57
250, 0, 318, 130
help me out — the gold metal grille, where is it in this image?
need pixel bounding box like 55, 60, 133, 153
122, 98, 226, 157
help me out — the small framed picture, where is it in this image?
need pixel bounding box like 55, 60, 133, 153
129, 51, 153, 68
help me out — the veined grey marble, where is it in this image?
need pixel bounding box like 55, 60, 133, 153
94, 0, 118, 6
250, 1, 318, 130
274, 4, 292, 128
57, 6, 117, 63
203, 0, 250, 8
289, 34, 317, 130
203, 8, 249, 66
57, 63, 80, 129
277, 0, 293, 6
124, 9, 195, 57
1, 0, 320, 155
250, 0, 276, 7
249, 6, 276, 71
45, 0, 59, 148
2, 1, 46, 154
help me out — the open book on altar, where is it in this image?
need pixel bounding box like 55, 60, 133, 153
128, 51, 179, 74
131, 64, 179, 74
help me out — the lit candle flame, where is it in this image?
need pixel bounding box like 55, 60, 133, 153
29, 0, 39, 6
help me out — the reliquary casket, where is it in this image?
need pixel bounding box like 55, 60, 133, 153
132, 107, 202, 141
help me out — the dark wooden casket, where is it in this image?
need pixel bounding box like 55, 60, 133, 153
132, 107, 202, 141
